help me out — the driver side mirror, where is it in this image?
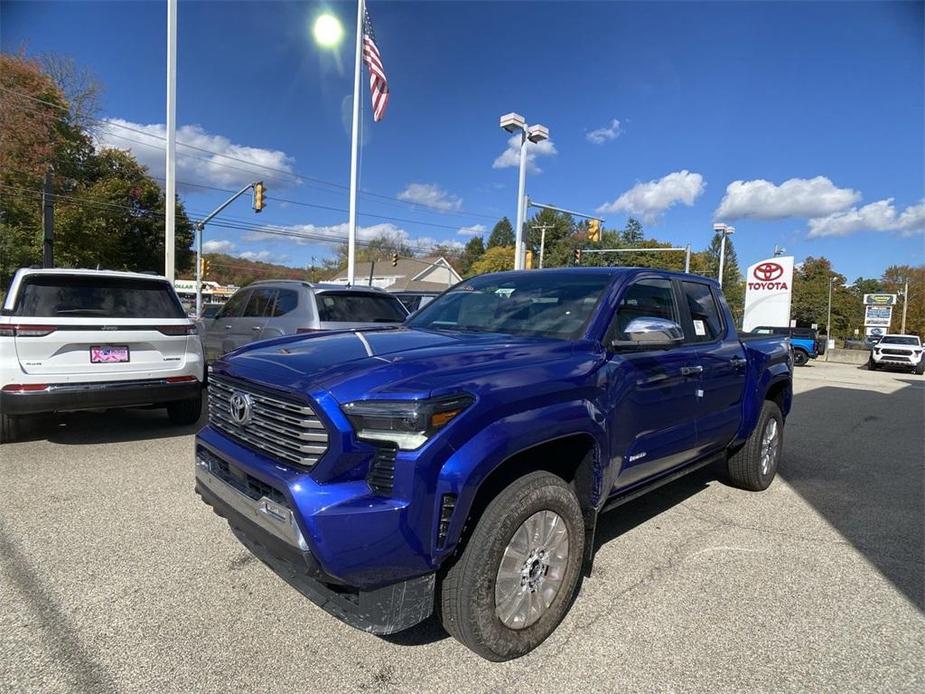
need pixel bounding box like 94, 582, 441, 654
610, 317, 684, 350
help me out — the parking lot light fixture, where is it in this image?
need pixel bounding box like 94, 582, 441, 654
500, 113, 550, 271
713, 223, 735, 287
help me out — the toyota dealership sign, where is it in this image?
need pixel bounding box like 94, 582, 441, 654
742, 256, 795, 331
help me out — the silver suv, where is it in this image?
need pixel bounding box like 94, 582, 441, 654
201, 281, 408, 362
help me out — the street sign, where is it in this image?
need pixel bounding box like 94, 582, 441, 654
743, 256, 794, 331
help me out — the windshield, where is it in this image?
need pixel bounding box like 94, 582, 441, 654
407, 272, 613, 340
13, 275, 185, 318
315, 292, 407, 323
880, 336, 920, 346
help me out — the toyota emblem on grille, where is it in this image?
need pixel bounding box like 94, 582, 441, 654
229, 391, 253, 426
753, 262, 784, 281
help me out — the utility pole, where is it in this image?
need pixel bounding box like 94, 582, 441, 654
531, 224, 553, 269
714, 223, 735, 288
41, 166, 54, 268
901, 278, 909, 335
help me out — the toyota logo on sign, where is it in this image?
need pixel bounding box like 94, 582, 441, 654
753, 262, 784, 282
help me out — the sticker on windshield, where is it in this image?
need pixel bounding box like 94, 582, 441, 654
693, 320, 706, 336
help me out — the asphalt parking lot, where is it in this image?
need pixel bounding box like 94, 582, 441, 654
1, 361, 922, 693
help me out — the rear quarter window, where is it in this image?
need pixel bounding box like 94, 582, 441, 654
13, 275, 185, 318
315, 293, 407, 323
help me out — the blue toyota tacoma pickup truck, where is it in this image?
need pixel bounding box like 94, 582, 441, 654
195, 268, 792, 660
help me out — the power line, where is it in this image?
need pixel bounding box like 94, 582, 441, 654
3, 87, 502, 222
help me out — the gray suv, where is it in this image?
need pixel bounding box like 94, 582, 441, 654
202, 281, 408, 362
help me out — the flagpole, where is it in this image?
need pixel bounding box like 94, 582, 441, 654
346, 0, 364, 285
165, 0, 177, 281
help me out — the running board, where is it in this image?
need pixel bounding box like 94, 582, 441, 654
600, 452, 725, 515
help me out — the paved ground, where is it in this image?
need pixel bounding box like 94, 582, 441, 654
1, 361, 923, 693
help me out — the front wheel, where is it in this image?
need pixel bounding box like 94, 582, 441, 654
867, 358, 878, 371
914, 362, 925, 375
166, 394, 203, 425
727, 401, 783, 491
439, 471, 585, 661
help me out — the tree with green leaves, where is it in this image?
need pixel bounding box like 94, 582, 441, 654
459, 235, 485, 276
469, 245, 514, 275
487, 217, 514, 248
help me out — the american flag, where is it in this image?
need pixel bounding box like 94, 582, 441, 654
363, 6, 390, 122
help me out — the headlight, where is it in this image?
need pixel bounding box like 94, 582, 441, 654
342, 395, 474, 450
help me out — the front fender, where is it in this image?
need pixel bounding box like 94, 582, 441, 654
429, 399, 607, 562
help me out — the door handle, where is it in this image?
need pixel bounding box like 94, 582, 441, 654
252, 326, 263, 332
680, 365, 703, 376
224, 324, 232, 330
730, 356, 746, 369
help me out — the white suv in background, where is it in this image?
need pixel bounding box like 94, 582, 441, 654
868, 334, 924, 374
0, 268, 205, 442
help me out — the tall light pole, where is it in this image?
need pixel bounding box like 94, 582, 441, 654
713, 223, 735, 287
900, 278, 909, 334
826, 275, 836, 358
500, 113, 549, 271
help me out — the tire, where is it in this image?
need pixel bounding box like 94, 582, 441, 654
727, 400, 783, 492
793, 349, 809, 367
867, 358, 878, 371
166, 394, 203, 425
914, 362, 925, 375
0, 410, 19, 444
439, 470, 585, 661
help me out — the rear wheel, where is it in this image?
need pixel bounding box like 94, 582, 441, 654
793, 349, 809, 367
166, 394, 203, 425
727, 401, 783, 491
439, 471, 585, 661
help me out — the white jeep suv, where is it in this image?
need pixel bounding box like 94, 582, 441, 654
868, 334, 924, 374
0, 268, 205, 442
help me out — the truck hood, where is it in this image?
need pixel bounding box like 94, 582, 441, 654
214, 327, 587, 402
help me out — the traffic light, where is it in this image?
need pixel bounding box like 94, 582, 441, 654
588, 219, 601, 242
253, 181, 266, 213
391, 252, 399, 267
200, 257, 210, 277
574, 248, 582, 264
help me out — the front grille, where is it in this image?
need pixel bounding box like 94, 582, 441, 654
208, 375, 328, 468
882, 349, 911, 356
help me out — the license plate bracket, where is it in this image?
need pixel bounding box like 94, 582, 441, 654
90, 345, 130, 363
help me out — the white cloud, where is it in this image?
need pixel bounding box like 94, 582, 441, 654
242, 222, 464, 252
397, 183, 462, 212
237, 250, 289, 264
202, 239, 235, 254
807, 199, 925, 238
715, 176, 860, 221
597, 170, 705, 223
457, 224, 486, 237
95, 119, 296, 191
492, 134, 558, 174
586, 119, 622, 145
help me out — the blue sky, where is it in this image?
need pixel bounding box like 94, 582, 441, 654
4, 1, 923, 279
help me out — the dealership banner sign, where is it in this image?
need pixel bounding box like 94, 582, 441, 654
742, 256, 795, 331
862, 293, 897, 332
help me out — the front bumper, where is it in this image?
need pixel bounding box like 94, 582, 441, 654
872, 352, 922, 367
1, 378, 201, 415
194, 448, 435, 634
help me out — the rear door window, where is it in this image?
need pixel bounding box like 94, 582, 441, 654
244, 288, 276, 317
13, 275, 184, 318
680, 281, 723, 342
316, 292, 407, 323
